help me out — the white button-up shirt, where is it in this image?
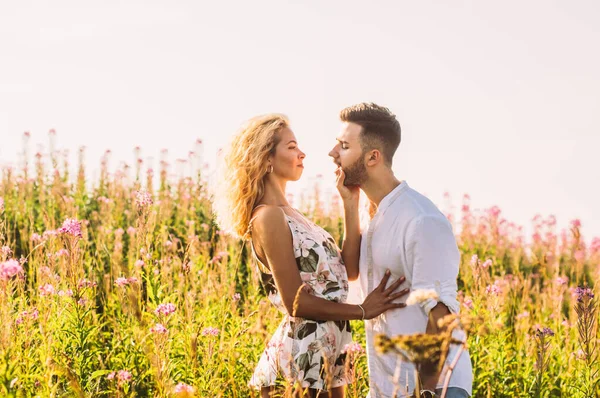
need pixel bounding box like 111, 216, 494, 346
358, 181, 473, 397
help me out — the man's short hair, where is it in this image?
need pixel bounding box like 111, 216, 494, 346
339, 102, 401, 165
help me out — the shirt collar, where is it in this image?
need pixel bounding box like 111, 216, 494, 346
375, 180, 409, 216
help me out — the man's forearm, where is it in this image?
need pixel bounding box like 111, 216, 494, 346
340, 202, 361, 281
420, 302, 452, 390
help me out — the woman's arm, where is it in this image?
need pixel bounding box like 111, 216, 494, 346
252, 206, 407, 321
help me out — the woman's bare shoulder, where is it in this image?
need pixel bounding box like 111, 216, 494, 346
252, 205, 288, 236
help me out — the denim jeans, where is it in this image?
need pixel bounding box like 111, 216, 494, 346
435, 387, 470, 398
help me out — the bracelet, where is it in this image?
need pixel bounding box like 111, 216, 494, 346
357, 304, 365, 320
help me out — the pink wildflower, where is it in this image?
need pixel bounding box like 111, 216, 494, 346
39, 284, 56, 296
0, 259, 24, 280
463, 298, 474, 310
107, 372, 115, 380
341, 342, 364, 354
481, 259, 492, 269
135, 191, 153, 208
515, 311, 529, 320
155, 303, 176, 317
55, 249, 69, 257
116, 370, 132, 385
174, 382, 196, 396
30, 233, 42, 242
127, 226, 136, 235
57, 289, 74, 297
233, 293, 241, 302
57, 218, 83, 238
555, 276, 569, 286
150, 323, 168, 334
486, 283, 502, 296
1, 246, 12, 256
135, 259, 145, 268
42, 230, 57, 239
470, 254, 478, 267
488, 206, 501, 218
201, 327, 220, 337
115, 277, 129, 287
78, 278, 97, 289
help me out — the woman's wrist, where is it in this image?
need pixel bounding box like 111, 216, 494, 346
356, 304, 366, 320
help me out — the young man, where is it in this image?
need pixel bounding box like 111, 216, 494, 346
329, 103, 473, 398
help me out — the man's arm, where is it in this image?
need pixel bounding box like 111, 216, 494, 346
335, 168, 361, 281
406, 215, 461, 392
340, 198, 361, 281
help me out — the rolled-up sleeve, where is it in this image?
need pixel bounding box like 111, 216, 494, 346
406, 215, 461, 315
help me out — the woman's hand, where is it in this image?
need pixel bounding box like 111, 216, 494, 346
361, 270, 408, 319
335, 167, 360, 205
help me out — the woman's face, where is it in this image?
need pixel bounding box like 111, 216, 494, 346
270, 127, 306, 181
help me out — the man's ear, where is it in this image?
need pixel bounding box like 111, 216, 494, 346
366, 149, 381, 166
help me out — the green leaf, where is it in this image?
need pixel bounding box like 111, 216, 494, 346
304, 377, 318, 386
296, 249, 319, 273
296, 353, 311, 374
294, 322, 318, 340
90, 370, 112, 380
322, 281, 341, 295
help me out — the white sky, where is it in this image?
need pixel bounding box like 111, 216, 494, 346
1, 0, 599, 240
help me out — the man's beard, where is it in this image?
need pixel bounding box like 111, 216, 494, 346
343, 157, 368, 186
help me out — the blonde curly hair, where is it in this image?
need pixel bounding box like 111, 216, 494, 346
214, 114, 289, 239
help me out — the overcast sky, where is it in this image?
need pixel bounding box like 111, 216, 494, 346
1, 0, 598, 240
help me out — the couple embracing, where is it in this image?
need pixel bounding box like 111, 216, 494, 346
215, 103, 473, 398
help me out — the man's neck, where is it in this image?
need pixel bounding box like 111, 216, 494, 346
361, 169, 402, 206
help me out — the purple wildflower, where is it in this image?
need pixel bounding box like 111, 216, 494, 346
535, 327, 555, 338
574, 287, 594, 302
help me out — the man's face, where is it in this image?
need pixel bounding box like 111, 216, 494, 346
328, 122, 368, 186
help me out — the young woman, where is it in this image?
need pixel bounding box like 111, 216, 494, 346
215, 114, 408, 397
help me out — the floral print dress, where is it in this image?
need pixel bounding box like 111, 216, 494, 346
248, 208, 354, 391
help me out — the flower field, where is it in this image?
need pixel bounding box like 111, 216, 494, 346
0, 135, 598, 397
